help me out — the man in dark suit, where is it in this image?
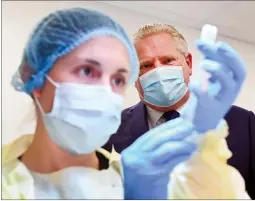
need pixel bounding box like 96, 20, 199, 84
102, 23, 255, 198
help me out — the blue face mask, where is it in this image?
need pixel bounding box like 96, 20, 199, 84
35, 76, 124, 155
139, 66, 188, 107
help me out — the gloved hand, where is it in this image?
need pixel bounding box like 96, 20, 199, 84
183, 40, 247, 133
121, 117, 197, 199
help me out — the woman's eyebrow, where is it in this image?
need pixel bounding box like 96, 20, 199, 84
117, 68, 129, 73
85, 58, 129, 73
85, 58, 102, 67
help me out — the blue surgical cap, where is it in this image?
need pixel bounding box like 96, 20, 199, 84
12, 7, 139, 95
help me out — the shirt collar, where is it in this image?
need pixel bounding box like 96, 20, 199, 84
146, 95, 192, 127
146, 106, 164, 128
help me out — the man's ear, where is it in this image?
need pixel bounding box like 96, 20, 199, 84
135, 81, 138, 89
185, 52, 192, 76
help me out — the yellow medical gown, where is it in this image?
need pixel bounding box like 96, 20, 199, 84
168, 120, 250, 199
2, 122, 249, 199
1, 134, 122, 199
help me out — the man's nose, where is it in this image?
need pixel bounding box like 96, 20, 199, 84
154, 59, 161, 68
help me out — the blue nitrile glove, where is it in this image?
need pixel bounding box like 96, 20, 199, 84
184, 40, 247, 133
121, 117, 197, 199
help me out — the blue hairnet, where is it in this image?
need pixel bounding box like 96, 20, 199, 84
12, 8, 139, 95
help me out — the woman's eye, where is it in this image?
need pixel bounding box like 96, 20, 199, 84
112, 76, 126, 87
78, 66, 94, 77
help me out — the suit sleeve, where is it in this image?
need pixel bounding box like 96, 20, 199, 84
247, 111, 255, 198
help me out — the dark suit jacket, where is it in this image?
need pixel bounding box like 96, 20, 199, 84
102, 102, 255, 198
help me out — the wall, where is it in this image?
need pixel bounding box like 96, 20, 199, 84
2, 1, 255, 144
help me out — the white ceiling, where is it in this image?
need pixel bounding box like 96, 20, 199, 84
101, 1, 255, 45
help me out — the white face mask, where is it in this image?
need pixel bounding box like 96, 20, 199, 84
35, 76, 124, 155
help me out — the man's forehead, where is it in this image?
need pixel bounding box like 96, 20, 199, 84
136, 44, 180, 64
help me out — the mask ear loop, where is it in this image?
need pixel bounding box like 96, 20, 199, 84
33, 76, 59, 116
34, 95, 45, 116
45, 75, 60, 88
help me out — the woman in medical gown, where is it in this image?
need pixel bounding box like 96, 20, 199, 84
2, 7, 140, 199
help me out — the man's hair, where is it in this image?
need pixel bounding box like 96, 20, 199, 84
133, 23, 188, 55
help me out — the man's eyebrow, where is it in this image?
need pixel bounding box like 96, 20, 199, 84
140, 59, 152, 64
85, 59, 102, 67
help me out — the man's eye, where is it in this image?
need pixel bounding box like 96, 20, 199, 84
163, 58, 173, 64
141, 63, 153, 69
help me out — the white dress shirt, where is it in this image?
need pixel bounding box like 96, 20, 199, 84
146, 95, 195, 129
147, 105, 184, 129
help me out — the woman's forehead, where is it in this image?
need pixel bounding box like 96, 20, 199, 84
65, 37, 130, 64
51, 36, 131, 75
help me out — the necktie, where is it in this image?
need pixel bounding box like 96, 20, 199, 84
163, 110, 180, 122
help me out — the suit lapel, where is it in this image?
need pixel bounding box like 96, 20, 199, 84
113, 102, 149, 152
127, 101, 149, 139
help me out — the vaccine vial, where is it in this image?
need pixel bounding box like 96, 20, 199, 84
201, 24, 218, 45
198, 24, 220, 94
